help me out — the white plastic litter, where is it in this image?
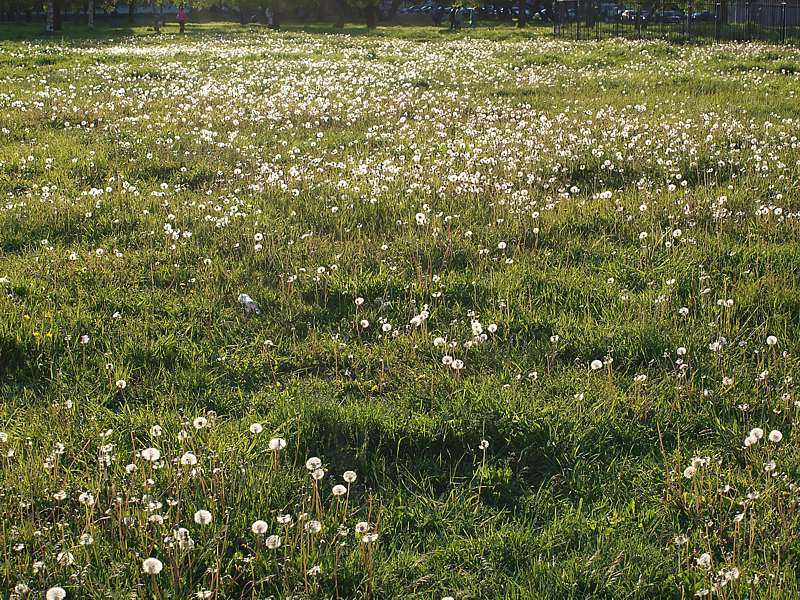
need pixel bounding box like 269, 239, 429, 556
238, 293, 261, 315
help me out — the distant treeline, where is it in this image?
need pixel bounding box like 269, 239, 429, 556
0, 0, 546, 31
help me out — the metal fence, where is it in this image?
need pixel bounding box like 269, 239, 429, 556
554, 0, 800, 44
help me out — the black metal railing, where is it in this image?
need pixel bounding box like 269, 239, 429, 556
554, 0, 800, 44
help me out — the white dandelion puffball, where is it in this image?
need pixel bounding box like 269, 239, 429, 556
57, 551, 75, 566
355, 521, 370, 534
343, 470, 357, 483
305, 520, 322, 534
115, 379, 127, 390
766, 335, 778, 346
193, 417, 208, 429
590, 359, 603, 370
269, 437, 287, 451
769, 430, 783, 443
46, 587, 67, 600
142, 557, 163, 575
305, 456, 322, 470
266, 534, 281, 549
249, 423, 263, 434
141, 447, 161, 462
180, 452, 197, 466
78, 491, 95, 506
332, 484, 347, 497
251, 520, 268, 535
194, 510, 213, 525
696, 553, 711, 568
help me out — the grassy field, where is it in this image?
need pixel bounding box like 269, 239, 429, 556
1, 21, 799, 600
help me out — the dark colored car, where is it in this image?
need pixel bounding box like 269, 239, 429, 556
652, 10, 684, 23
691, 10, 715, 21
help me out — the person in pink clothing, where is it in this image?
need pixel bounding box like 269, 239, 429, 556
177, 4, 187, 33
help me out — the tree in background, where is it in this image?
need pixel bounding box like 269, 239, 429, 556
53, 0, 62, 29
517, 0, 525, 26
269, 0, 280, 26
333, 0, 345, 27
384, 0, 401, 20
45, 0, 53, 29
347, 0, 378, 28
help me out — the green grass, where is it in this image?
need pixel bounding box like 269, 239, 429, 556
0, 21, 799, 600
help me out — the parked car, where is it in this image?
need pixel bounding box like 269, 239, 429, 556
650, 10, 684, 23
621, 9, 644, 21
691, 10, 715, 21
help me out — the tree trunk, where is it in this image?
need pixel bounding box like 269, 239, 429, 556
365, 2, 377, 28
128, 0, 135, 24
88, 0, 94, 28
517, 0, 526, 26
270, 0, 279, 27
334, 0, 345, 27
46, 0, 54, 31
53, 0, 62, 30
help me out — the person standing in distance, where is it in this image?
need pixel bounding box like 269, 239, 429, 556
178, 4, 187, 33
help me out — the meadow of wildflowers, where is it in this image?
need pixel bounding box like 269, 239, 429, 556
0, 23, 799, 599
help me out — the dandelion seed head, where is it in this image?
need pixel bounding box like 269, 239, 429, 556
251, 520, 268, 535
141, 447, 161, 462
46, 587, 67, 600
269, 437, 287, 451
142, 557, 163, 575
194, 509, 212, 525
